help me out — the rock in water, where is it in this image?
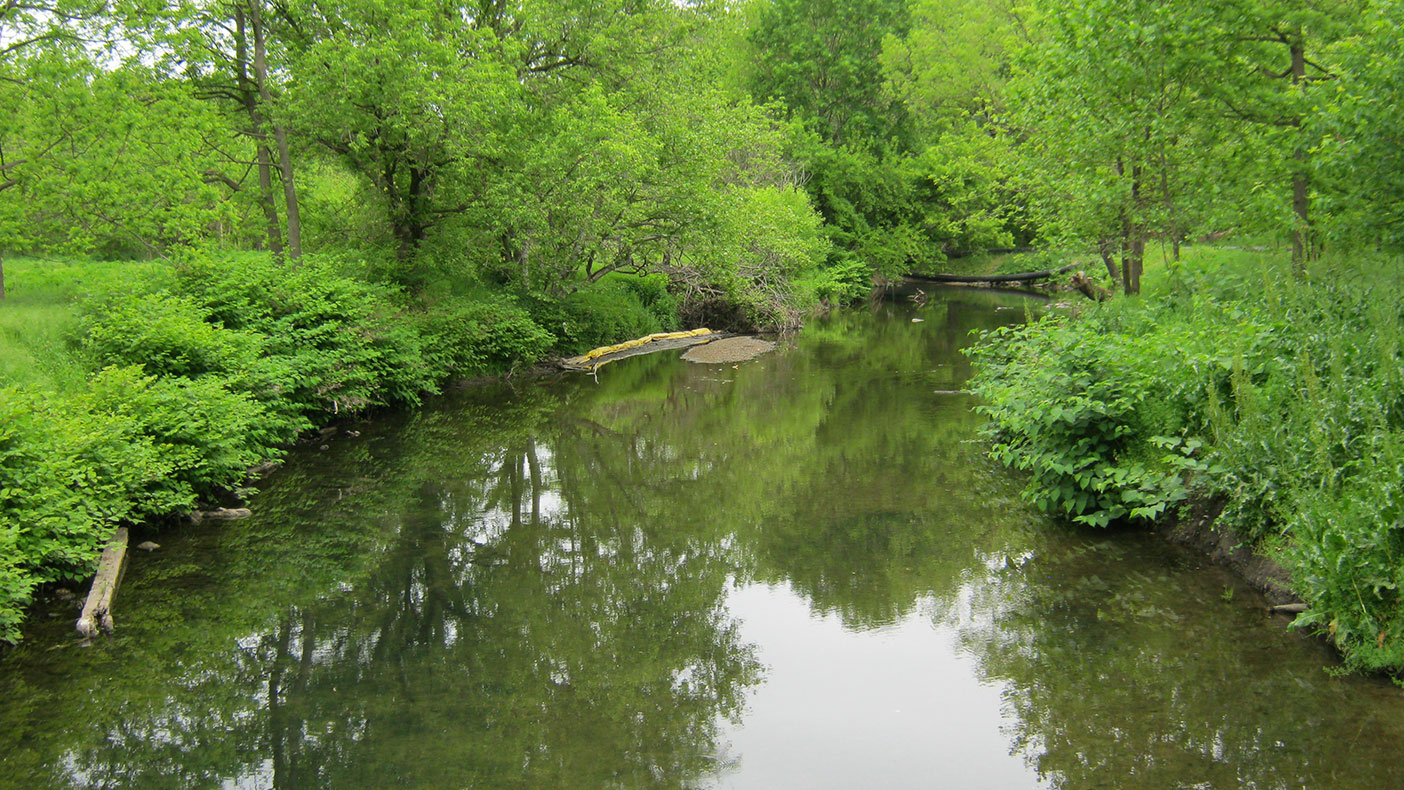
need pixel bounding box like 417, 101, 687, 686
681, 336, 777, 364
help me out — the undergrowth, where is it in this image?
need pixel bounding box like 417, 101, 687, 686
0, 252, 682, 643
967, 247, 1404, 674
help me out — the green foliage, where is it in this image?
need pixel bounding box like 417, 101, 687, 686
969, 248, 1404, 672
522, 277, 677, 355
414, 293, 555, 375
969, 310, 1203, 527
1287, 436, 1404, 673
171, 253, 439, 413
0, 386, 179, 642
86, 366, 274, 505
1314, 0, 1404, 250
81, 291, 267, 380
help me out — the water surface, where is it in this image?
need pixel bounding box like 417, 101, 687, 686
2, 289, 1401, 789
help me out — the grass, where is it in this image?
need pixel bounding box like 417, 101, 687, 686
0, 257, 171, 393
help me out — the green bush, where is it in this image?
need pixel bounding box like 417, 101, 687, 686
171, 253, 439, 414
80, 291, 267, 379
1286, 435, 1404, 673
0, 387, 177, 642
969, 310, 1204, 526
86, 366, 275, 505
967, 250, 1404, 672
414, 293, 555, 376
524, 279, 677, 355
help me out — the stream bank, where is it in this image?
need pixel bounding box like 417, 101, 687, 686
3, 288, 1400, 789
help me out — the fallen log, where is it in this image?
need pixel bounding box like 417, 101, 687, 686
190, 507, 253, 523
1070, 271, 1112, 301
907, 261, 1081, 285
76, 527, 129, 638
558, 329, 725, 372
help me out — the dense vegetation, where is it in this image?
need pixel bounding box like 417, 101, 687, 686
969, 251, 1404, 672
2, 0, 1403, 664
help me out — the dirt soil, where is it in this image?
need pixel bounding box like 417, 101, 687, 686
1156, 496, 1298, 605
681, 336, 777, 364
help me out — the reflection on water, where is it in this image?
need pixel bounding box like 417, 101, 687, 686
1, 289, 1401, 789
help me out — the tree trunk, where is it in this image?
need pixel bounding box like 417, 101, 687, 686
255, 142, 283, 255
1123, 162, 1145, 295
1098, 239, 1119, 281
1289, 34, 1310, 278
273, 127, 302, 260
236, 7, 283, 256
1128, 236, 1144, 294
393, 165, 427, 262
252, 0, 302, 260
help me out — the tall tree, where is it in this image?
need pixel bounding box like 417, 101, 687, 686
1314, 0, 1404, 250
1009, 0, 1218, 293
745, 0, 932, 281
157, 0, 306, 258
747, 0, 912, 147
1196, 0, 1362, 275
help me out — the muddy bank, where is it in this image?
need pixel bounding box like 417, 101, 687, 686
1156, 496, 1297, 606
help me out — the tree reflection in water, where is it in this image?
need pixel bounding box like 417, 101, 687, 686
6, 290, 1398, 790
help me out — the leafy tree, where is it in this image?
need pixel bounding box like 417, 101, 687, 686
745, 0, 931, 281
747, 0, 912, 147
156, 0, 307, 258
1191, 0, 1365, 275
1312, 0, 1404, 250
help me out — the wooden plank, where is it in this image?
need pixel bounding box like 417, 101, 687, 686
75, 527, 129, 638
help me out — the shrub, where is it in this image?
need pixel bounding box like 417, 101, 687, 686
86, 366, 275, 505
171, 253, 439, 415
1285, 435, 1404, 674
414, 293, 555, 376
969, 310, 1205, 526
0, 387, 176, 642
967, 249, 1404, 672
80, 291, 267, 380
523, 280, 673, 355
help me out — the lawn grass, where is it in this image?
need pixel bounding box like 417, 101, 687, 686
0, 257, 170, 393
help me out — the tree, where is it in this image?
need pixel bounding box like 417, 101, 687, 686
745, 0, 935, 281
1, 61, 242, 258
1008, 0, 1219, 294
1314, 0, 1404, 250
1190, 0, 1363, 275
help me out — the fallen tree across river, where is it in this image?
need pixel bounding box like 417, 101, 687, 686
906, 261, 1082, 285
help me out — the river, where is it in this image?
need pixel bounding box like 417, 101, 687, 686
1, 288, 1401, 788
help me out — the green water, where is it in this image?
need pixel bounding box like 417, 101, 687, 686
2, 289, 1401, 789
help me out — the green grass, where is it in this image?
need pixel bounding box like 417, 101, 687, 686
0, 257, 171, 393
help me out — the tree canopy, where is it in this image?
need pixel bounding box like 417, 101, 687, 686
2, 0, 1402, 301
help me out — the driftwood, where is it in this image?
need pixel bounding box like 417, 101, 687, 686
907, 261, 1081, 285
190, 507, 253, 523
76, 528, 129, 638
558, 329, 724, 372
1070, 271, 1112, 301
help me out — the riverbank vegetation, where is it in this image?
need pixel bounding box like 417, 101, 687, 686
969, 249, 1404, 672
3, 0, 1404, 656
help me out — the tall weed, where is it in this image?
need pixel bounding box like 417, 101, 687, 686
968, 248, 1404, 672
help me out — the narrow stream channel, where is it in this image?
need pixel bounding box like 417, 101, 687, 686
2, 289, 1401, 788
